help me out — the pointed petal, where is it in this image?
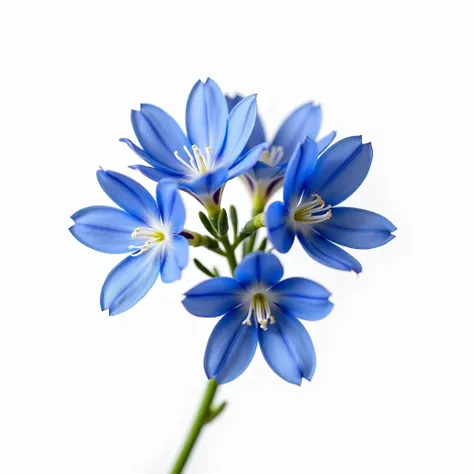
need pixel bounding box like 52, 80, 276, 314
272, 103, 322, 165
97, 170, 160, 225
173, 234, 189, 269
259, 310, 316, 385
226, 94, 267, 151
204, 308, 258, 384
219, 94, 257, 165
225, 94, 244, 111
316, 130, 337, 154
283, 137, 318, 207
266, 201, 295, 253
131, 105, 191, 173
186, 78, 228, 158
234, 252, 283, 288
228, 143, 267, 180
308, 136, 372, 206
156, 180, 186, 233
100, 250, 161, 316
183, 278, 246, 317
317, 207, 396, 249
271, 277, 333, 321
119, 138, 164, 169
130, 164, 184, 183
70, 206, 145, 254
298, 228, 362, 273
179, 168, 228, 199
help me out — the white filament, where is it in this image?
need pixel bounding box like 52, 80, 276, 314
173, 145, 213, 176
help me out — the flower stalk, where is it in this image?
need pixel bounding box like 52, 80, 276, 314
169, 378, 226, 474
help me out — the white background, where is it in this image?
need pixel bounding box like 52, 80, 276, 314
1, 1, 473, 473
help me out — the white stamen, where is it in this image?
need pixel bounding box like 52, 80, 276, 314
260, 146, 285, 166
173, 144, 213, 176
294, 194, 332, 224
242, 293, 275, 331
129, 226, 166, 257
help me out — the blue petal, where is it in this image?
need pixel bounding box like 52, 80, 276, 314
271, 278, 333, 321
316, 131, 337, 154
186, 78, 227, 158
308, 136, 372, 206
265, 201, 295, 253
272, 103, 322, 165
258, 310, 316, 385
161, 245, 182, 283
180, 167, 228, 199
173, 234, 189, 269
226, 94, 267, 151
298, 228, 362, 273
247, 160, 280, 182
131, 105, 191, 173
283, 137, 318, 207
156, 180, 185, 233
228, 143, 267, 180
219, 94, 257, 165
100, 250, 162, 316
119, 138, 163, 169
246, 112, 266, 150
204, 307, 258, 384
316, 207, 396, 249
70, 206, 145, 254
182, 277, 245, 317
130, 164, 184, 183
234, 252, 284, 288
225, 94, 243, 111
97, 170, 160, 225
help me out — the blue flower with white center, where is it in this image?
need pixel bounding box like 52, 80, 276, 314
69, 170, 188, 315
266, 137, 396, 274
226, 95, 336, 211
182, 252, 333, 385
120, 78, 266, 218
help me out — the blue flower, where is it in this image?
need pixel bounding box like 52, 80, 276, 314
266, 137, 396, 273
120, 78, 266, 217
182, 252, 333, 385
226, 95, 336, 211
70, 170, 188, 315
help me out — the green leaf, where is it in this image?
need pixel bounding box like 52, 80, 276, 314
199, 211, 218, 237
193, 258, 215, 278
217, 209, 229, 236
229, 205, 238, 240
258, 237, 268, 251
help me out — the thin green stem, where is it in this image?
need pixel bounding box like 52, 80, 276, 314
220, 235, 237, 275
245, 204, 264, 254
169, 379, 224, 474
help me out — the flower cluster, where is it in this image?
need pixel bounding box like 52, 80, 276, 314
70, 78, 395, 385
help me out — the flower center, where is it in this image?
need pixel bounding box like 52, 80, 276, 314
293, 194, 332, 224
242, 293, 275, 331
174, 145, 213, 176
260, 146, 284, 166
129, 227, 165, 257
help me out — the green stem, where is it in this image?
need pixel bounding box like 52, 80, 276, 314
169, 379, 224, 474
233, 213, 265, 250
220, 235, 237, 275
245, 205, 264, 254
